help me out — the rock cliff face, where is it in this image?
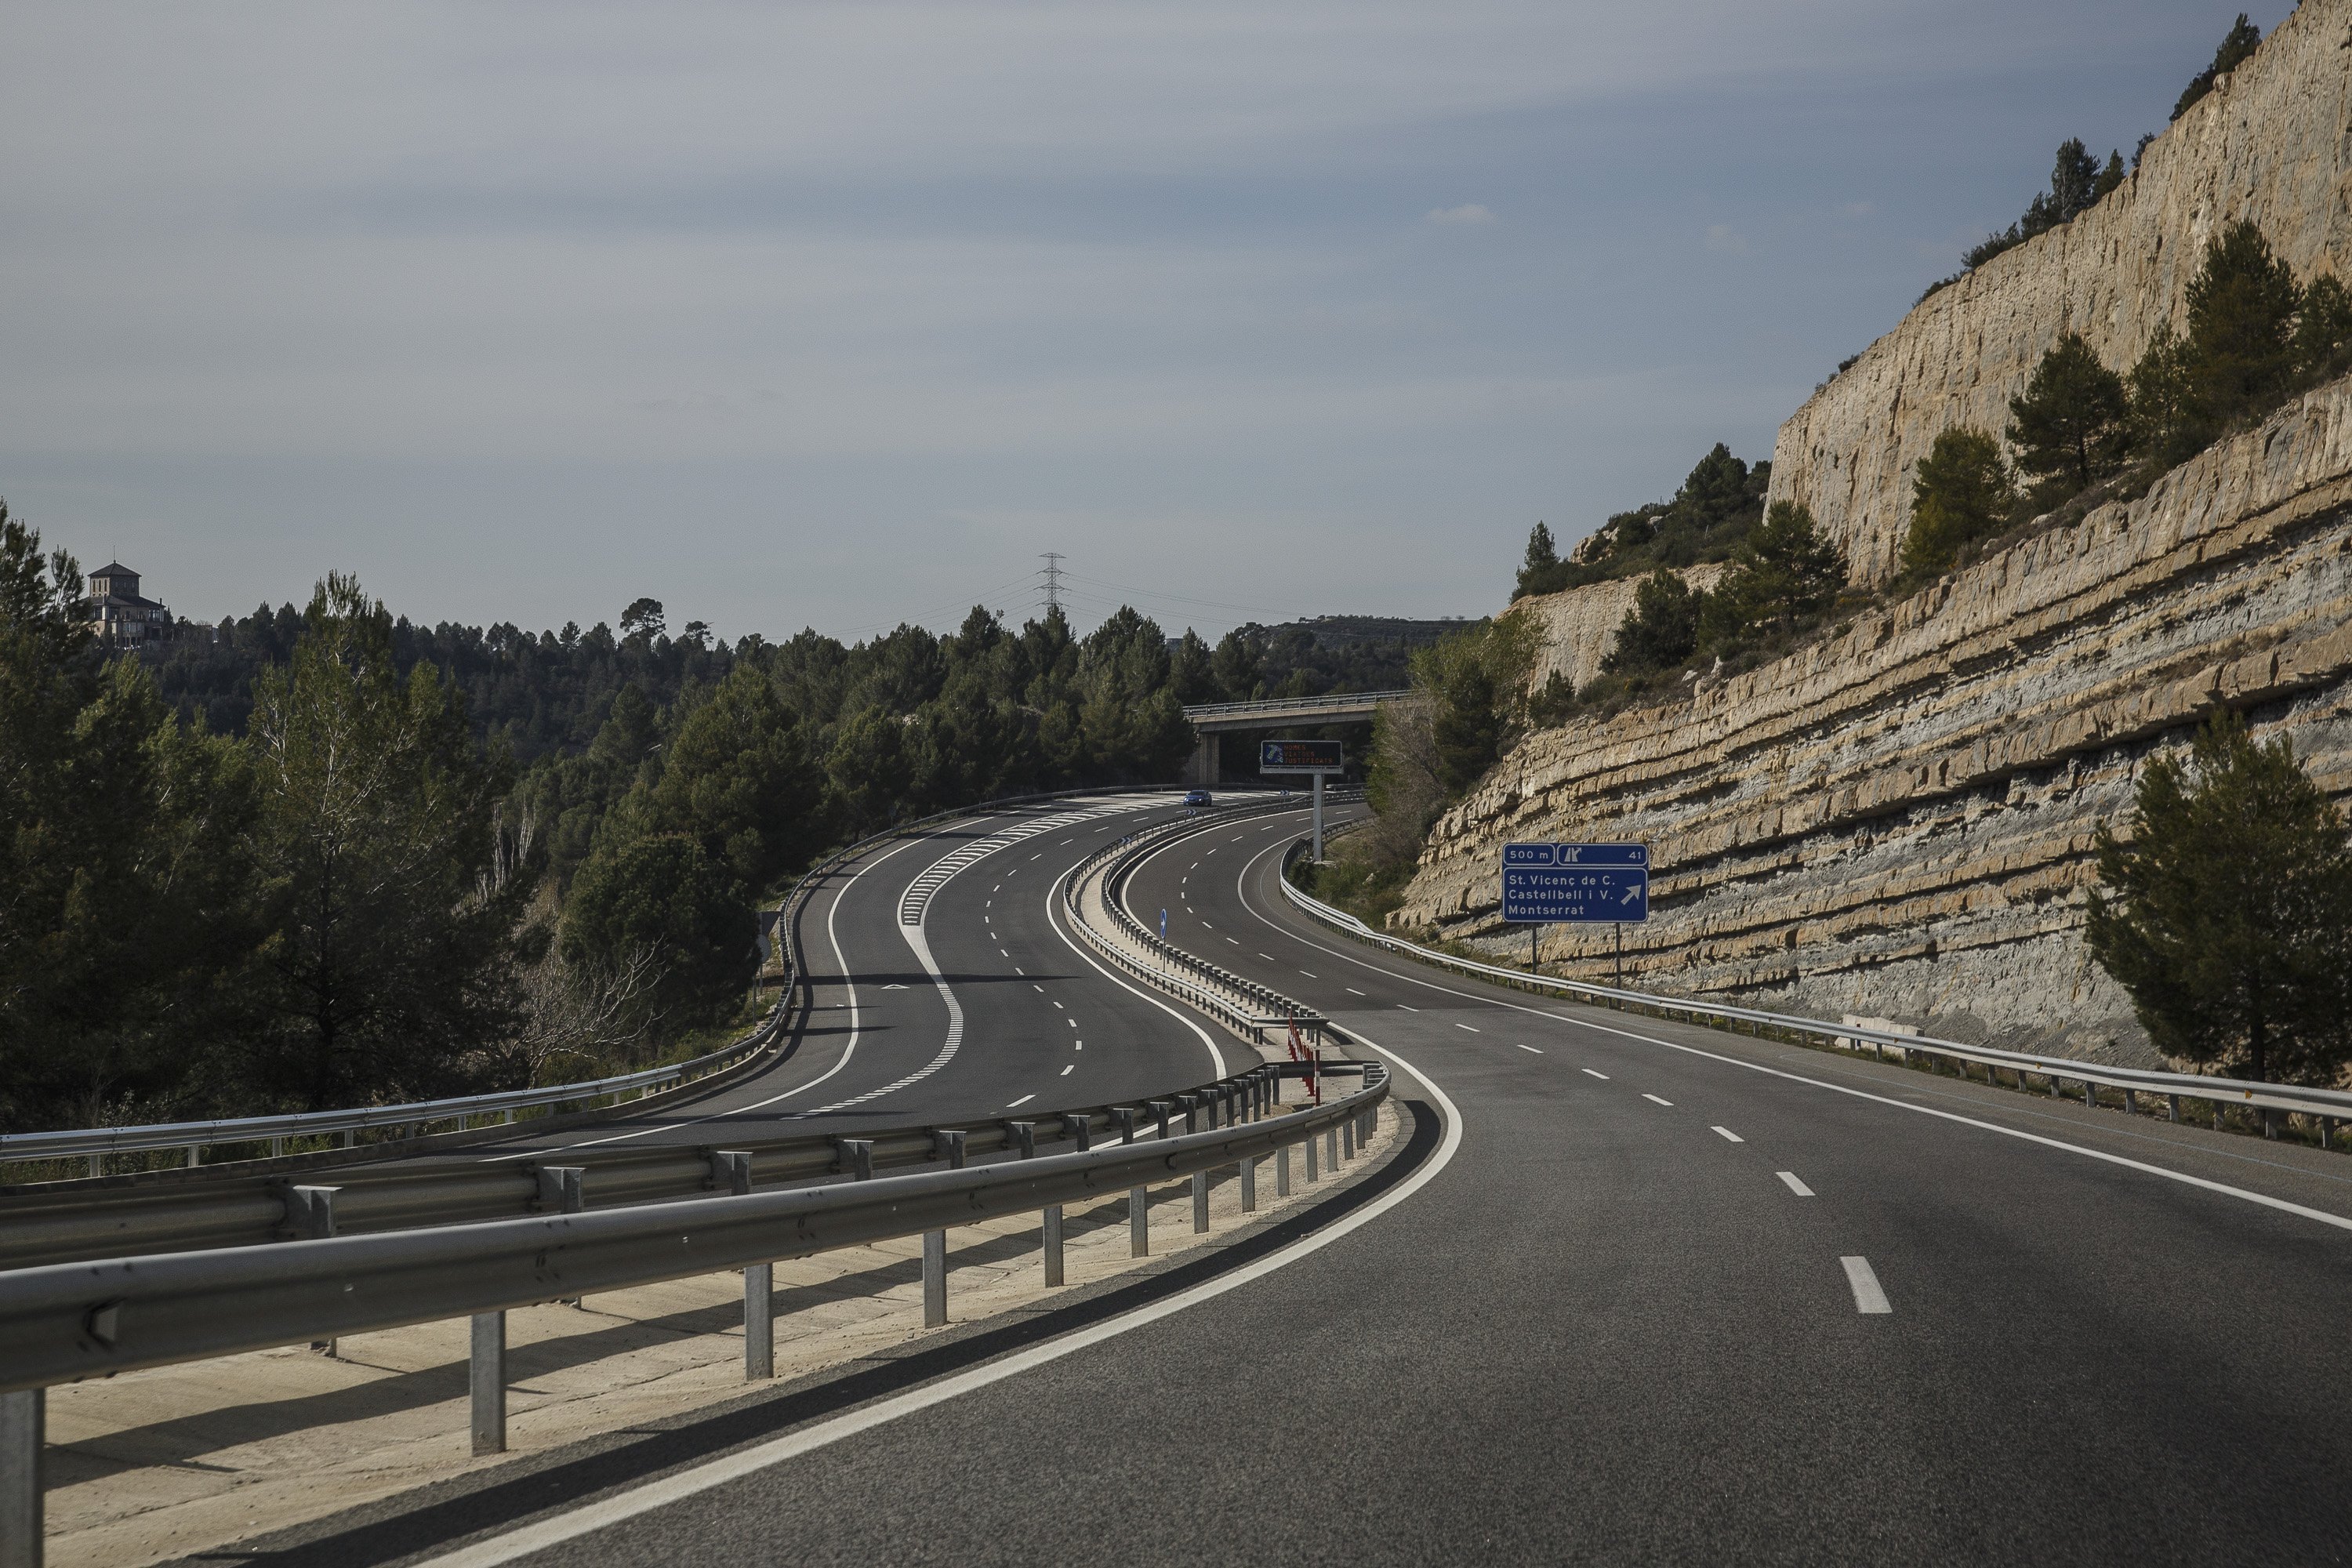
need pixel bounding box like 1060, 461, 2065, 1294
1396, 382, 2352, 1062
1517, 564, 1724, 694
1772, 0, 2352, 585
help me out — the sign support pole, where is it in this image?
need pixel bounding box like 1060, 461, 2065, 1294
1614, 922, 1623, 988
1312, 771, 1325, 862
1530, 924, 1538, 976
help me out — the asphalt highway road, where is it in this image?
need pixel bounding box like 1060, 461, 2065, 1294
459, 793, 1239, 1161
253, 803, 2352, 1565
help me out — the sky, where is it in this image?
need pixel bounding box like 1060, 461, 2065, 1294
0, 2, 2297, 644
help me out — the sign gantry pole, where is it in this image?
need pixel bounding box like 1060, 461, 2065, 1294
1312, 771, 1324, 862
1259, 739, 1345, 863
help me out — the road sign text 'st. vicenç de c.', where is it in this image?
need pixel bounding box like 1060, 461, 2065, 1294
1501, 842, 1647, 923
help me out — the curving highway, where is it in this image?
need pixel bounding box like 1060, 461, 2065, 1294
211, 800, 2352, 1564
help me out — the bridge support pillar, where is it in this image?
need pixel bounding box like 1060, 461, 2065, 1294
1189, 731, 1220, 788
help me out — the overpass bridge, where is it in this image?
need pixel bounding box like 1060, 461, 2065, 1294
1179, 688, 1410, 786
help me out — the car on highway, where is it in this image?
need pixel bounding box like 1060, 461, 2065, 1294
1183, 789, 1213, 807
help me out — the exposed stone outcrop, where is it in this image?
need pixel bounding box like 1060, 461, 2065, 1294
1772, 0, 2352, 586
1515, 564, 1724, 694
1397, 381, 2352, 1062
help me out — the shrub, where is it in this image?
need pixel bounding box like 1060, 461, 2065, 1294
1600, 570, 1702, 676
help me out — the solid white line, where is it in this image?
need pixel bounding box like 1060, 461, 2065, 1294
1711, 1126, 1743, 1142
1777, 1171, 1814, 1196
1007, 1094, 1036, 1109
1225, 834, 2352, 1238
416, 1033, 1461, 1568
1842, 1255, 1891, 1313
1581, 1069, 1610, 1080
1515, 1045, 1543, 1055
1642, 1094, 1673, 1107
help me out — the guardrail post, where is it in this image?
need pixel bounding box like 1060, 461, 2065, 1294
931, 1129, 967, 1169
1114, 1109, 1136, 1145
1327, 1126, 1341, 1168
1006, 1120, 1036, 1160
1060, 1114, 1092, 1152
1240, 1155, 1258, 1212
535, 1166, 586, 1307
838, 1139, 875, 1181
2123, 1088, 2136, 1116
1191, 1171, 1210, 1232
2082, 1080, 2096, 1109
1, 1388, 41, 1568
288, 1186, 342, 1356
923, 1229, 948, 1327
2169, 1094, 2182, 1123
1341, 1117, 1355, 1161
1305, 1129, 1319, 1183
1150, 1101, 1172, 1141
1277, 1144, 1292, 1197
1179, 1094, 1199, 1135
470, 1311, 506, 1456
2323, 1118, 2336, 1151
711, 1152, 771, 1381
184, 1145, 200, 1169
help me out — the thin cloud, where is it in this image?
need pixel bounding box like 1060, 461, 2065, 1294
1425, 203, 1497, 225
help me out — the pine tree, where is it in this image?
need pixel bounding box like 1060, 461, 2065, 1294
1901, 427, 2016, 577
240, 574, 534, 1110
2183, 220, 2303, 426
2171, 14, 2261, 122
2086, 713, 2352, 1086
2007, 333, 2132, 493
2292, 274, 2352, 386
1706, 501, 1847, 639
1599, 570, 1701, 675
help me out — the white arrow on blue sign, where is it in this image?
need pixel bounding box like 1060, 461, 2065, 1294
1501, 842, 1648, 923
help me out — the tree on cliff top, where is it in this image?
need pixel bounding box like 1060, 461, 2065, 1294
2085, 712, 2352, 1087
2172, 14, 2260, 122
1702, 501, 1846, 643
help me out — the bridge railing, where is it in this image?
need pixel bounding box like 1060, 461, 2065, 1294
1180, 688, 1411, 721
1276, 839, 2352, 1131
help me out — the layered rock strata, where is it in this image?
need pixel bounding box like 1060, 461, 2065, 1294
1517, 564, 1723, 694
1770, 0, 2352, 585
1396, 383, 2352, 1063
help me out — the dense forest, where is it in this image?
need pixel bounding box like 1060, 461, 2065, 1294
0, 536, 1396, 1135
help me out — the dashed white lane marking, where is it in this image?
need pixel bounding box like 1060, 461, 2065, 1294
1074, 1041, 1083, 1050
985, 899, 991, 907
1258, 951, 1274, 960
1515, 1044, 1543, 1054
1581, 1069, 1609, 1080
881, 983, 906, 991
1029, 853, 1042, 860
1642, 1093, 1673, 1106
1841, 1256, 1891, 1314
1346, 987, 1366, 996
1014, 967, 1024, 976
998, 949, 1008, 959
1060, 1065, 1074, 1076
1033, 984, 1045, 993
1067, 1018, 1077, 1028
1455, 1024, 1479, 1033
1200, 921, 1213, 928
1189, 861, 1198, 869
1778, 1171, 1815, 1196
1226, 938, 1240, 946
1711, 1126, 1744, 1142
1396, 1004, 1418, 1012
1299, 971, 1316, 978
1007, 1094, 1036, 1109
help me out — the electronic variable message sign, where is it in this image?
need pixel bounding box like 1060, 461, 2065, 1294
1259, 739, 1344, 774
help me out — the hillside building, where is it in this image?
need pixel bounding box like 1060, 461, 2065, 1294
83, 561, 172, 648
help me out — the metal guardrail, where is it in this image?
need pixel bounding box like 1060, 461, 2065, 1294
1063, 804, 1339, 1047
0, 782, 1235, 1179
1276, 840, 2352, 1133
1181, 689, 1410, 721
0, 1058, 1389, 1560
0, 1073, 1290, 1273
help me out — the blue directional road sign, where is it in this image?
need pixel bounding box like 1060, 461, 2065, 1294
1501, 842, 1649, 924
